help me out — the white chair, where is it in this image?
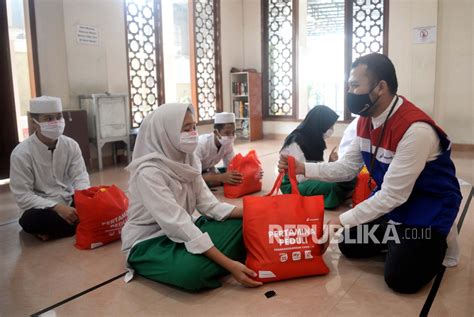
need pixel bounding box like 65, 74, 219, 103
79, 93, 131, 171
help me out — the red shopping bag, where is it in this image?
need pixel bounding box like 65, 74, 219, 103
224, 150, 262, 198
243, 156, 329, 283
352, 166, 377, 207
74, 185, 129, 250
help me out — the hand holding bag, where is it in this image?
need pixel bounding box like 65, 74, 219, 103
243, 156, 329, 283
224, 150, 262, 198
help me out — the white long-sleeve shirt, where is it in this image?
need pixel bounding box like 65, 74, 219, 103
9, 133, 90, 213
338, 117, 358, 159
280, 142, 309, 184
195, 133, 235, 171
121, 166, 235, 255
304, 96, 442, 227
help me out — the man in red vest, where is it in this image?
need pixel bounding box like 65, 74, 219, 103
278, 53, 462, 294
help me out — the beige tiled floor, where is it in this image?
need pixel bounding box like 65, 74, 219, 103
1, 137, 473, 317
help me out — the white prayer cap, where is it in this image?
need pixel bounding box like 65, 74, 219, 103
29, 96, 62, 114
214, 112, 235, 124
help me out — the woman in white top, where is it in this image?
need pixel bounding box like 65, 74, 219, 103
280, 105, 356, 209
121, 103, 261, 292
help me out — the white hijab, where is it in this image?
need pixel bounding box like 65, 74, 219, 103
127, 103, 201, 183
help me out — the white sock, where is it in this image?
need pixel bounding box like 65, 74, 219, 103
443, 226, 460, 268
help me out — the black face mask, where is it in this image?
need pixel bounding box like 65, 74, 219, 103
347, 83, 381, 117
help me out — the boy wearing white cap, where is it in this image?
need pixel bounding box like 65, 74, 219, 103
10, 96, 90, 241
195, 112, 242, 187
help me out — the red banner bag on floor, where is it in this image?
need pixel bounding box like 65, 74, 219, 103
224, 150, 262, 198
243, 156, 329, 283
74, 185, 129, 249
352, 166, 377, 207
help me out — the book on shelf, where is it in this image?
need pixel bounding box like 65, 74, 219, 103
233, 100, 249, 119
229, 70, 262, 141
241, 119, 249, 138
232, 82, 248, 96
233, 100, 240, 118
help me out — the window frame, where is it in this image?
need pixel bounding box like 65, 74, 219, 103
125, 0, 223, 128
262, 0, 390, 122
189, 0, 223, 125
27, 0, 41, 97
261, 0, 299, 121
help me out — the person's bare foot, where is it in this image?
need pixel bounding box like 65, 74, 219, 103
36, 234, 50, 241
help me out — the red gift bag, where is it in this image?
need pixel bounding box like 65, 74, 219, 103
74, 185, 129, 250
224, 150, 262, 198
352, 166, 377, 207
243, 156, 329, 283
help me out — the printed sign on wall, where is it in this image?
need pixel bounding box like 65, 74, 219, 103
76, 24, 99, 45
413, 26, 436, 44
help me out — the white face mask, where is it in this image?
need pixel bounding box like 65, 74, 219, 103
219, 135, 235, 147
179, 131, 199, 154
34, 118, 65, 140
215, 130, 235, 147
323, 127, 334, 140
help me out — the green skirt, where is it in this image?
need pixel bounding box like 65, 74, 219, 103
280, 175, 356, 209
127, 217, 245, 292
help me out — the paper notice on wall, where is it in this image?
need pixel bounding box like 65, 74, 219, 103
76, 24, 99, 45
413, 26, 436, 44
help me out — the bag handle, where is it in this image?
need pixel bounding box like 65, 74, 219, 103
287, 156, 300, 195
265, 155, 300, 197
266, 172, 284, 196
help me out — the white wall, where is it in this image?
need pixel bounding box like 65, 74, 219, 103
221, 0, 244, 112
242, 0, 261, 70
35, 0, 128, 110
62, 0, 128, 109
390, 0, 474, 144
34, 0, 128, 161
434, 0, 474, 144
34, 0, 71, 107
388, 0, 438, 116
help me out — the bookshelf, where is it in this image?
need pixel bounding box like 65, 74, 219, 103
230, 71, 263, 141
